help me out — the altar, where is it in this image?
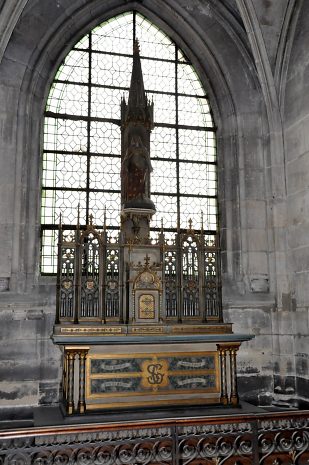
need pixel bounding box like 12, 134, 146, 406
52, 40, 253, 415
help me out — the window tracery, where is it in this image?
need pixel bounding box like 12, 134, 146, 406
41, 10, 217, 273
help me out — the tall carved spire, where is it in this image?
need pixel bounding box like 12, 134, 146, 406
127, 40, 147, 115
121, 39, 154, 208
120, 39, 155, 242
122, 39, 153, 127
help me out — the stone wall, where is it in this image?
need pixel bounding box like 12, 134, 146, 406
284, 0, 309, 406
0, 0, 307, 411
0, 301, 61, 407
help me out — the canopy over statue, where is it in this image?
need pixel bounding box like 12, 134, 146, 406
121, 40, 155, 212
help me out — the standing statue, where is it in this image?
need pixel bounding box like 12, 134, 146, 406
122, 135, 153, 205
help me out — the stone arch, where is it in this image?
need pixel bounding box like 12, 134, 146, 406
2, 0, 268, 303
274, 0, 303, 112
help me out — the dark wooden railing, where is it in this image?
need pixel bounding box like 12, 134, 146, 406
1, 410, 309, 464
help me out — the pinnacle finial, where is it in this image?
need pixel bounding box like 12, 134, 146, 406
144, 254, 151, 267
77, 203, 80, 229
103, 206, 107, 231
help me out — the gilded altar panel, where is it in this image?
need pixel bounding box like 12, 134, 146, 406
85, 351, 220, 407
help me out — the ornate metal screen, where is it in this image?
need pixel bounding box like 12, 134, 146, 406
56, 221, 221, 324
41, 11, 217, 274
164, 228, 221, 321
56, 221, 122, 324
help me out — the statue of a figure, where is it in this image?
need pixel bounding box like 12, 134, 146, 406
122, 135, 153, 207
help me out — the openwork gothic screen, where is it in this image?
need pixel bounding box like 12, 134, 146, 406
41, 11, 217, 273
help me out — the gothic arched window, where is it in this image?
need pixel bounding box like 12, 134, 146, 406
41, 11, 217, 273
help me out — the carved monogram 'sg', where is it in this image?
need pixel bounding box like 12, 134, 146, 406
147, 363, 164, 385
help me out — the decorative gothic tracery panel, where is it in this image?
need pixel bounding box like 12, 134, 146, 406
105, 247, 120, 320
58, 243, 75, 320
80, 232, 101, 319
163, 229, 221, 322
182, 234, 200, 318
164, 250, 178, 318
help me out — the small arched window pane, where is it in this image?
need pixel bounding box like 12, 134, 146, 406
41, 11, 217, 273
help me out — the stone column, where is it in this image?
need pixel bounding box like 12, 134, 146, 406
77, 349, 89, 414
229, 345, 240, 406
62, 348, 68, 401
217, 345, 228, 405
66, 349, 76, 415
